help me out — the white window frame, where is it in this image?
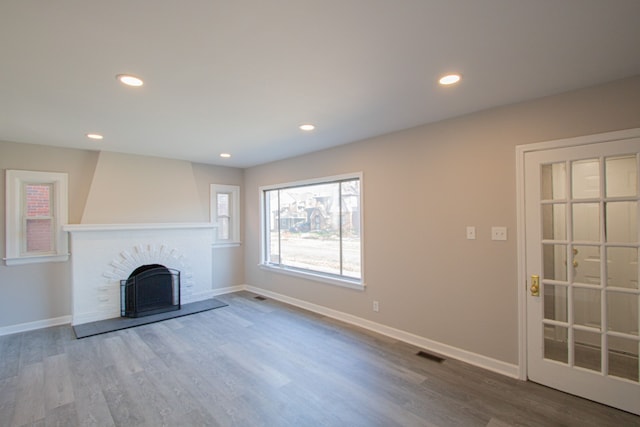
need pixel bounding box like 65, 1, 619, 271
210, 184, 241, 247
259, 172, 365, 290
4, 170, 69, 266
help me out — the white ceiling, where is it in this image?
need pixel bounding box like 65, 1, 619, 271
1, 1, 639, 168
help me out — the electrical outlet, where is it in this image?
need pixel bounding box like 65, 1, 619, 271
491, 226, 507, 241
373, 301, 379, 312
466, 226, 476, 240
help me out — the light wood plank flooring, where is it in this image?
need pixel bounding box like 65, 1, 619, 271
1, 291, 639, 427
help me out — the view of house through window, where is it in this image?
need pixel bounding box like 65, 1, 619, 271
24, 183, 55, 253
263, 175, 361, 282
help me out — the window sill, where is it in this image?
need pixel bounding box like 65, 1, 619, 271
259, 263, 365, 291
4, 253, 70, 266
212, 241, 242, 248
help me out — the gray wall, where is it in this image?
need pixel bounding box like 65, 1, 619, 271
3, 75, 639, 365
243, 75, 640, 365
0, 142, 98, 327
0, 142, 244, 329
192, 163, 246, 290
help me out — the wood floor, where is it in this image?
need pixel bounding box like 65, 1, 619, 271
1, 291, 639, 427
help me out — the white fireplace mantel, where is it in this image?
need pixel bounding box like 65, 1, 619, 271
63, 222, 215, 232
64, 222, 215, 325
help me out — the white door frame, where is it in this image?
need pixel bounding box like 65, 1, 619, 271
515, 127, 640, 381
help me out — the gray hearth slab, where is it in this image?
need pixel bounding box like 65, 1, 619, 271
73, 298, 227, 338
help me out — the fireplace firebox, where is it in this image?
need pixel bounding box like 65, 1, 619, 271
120, 264, 180, 318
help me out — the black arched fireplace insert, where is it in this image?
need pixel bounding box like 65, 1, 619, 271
120, 264, 180, 318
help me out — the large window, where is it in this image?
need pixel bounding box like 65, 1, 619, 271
5, 170, 69, 265
261, 173, 363, 288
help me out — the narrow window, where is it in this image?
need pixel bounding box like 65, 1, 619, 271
217, 192, 230, 240
210, 184, 240, 246
5, 170, 69, 265
24, 183, 55, 254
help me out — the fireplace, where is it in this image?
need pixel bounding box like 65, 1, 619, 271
120, 264, 180, 317
63, 223, 214, 325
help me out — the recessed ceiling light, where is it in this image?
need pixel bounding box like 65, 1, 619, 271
116, 74, 144, 87
439, 74, 461, 85
86, 133, 104, 140
220, 153, 231, 158
300, 124, 315, 131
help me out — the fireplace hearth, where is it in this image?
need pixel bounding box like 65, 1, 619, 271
120, 264, 180, 318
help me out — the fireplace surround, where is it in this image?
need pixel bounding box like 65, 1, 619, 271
64, 223, 214, 325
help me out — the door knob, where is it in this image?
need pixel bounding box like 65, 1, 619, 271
530, 275, 540, 297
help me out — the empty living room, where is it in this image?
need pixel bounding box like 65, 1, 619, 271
1, 1, 640, 426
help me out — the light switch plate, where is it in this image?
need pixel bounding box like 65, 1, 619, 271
491, 226, 507, 241
466, 226, 476, 240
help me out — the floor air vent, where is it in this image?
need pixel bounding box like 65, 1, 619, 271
254, 295, 267, 301
416, 350, 445, 363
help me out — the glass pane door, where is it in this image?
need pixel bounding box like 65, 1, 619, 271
541, 155, 639, 382
525, 135, 640, 415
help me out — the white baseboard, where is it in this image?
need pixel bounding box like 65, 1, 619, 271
0, 315, 71, 336
243, 285, 519, 379
182, 290, 215, 304
185, 286, 245, 302
211, 285, 245, 296
73, 311, 119, 325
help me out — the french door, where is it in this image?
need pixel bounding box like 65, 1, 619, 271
524, 133, 640, 415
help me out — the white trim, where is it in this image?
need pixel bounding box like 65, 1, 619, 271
72, 311, 116, 326
5, 170, 69, 266
515, 141, 528, 380
63, 222, 215, 232
517, 128, 640, 154
243, 285, 518, 378
210, 184, 241, 245
211, 285, 245, 295
259, 172, 363, 191
515, 127, 640, 382
212, 242, 242, 249
3, 253, 70, 266
0, 315, 71, 337
258, 263, 365, 291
